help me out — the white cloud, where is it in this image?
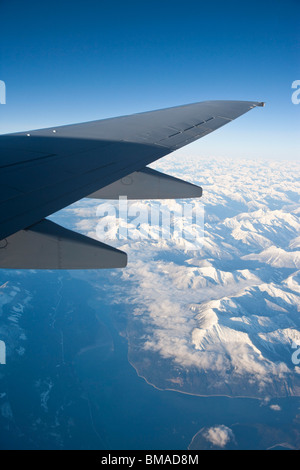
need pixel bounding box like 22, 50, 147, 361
270, 405, 282, 412
203, 425, 235, 448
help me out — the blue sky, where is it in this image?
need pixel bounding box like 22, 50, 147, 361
0, 0, 299, 159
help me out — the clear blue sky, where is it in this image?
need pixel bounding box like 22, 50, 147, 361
0, 0, 299, 159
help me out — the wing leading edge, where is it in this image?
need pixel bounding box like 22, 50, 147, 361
0, 100, 264, 269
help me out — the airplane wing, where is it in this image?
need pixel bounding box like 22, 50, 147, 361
0, 100, 264, 269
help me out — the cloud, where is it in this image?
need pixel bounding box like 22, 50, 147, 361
203, 425, 235, 448
270, 405, 282, 412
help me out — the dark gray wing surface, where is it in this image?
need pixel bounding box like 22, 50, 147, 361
0, 100, 264, 269
0, 219, 127, 269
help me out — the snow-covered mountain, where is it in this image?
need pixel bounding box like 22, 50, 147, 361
0, 281, 28, 361
243, 246, 300, 268
64, 156, 300, 398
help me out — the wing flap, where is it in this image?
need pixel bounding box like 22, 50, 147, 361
0, 219, 127, 269
88, 167, 203, 200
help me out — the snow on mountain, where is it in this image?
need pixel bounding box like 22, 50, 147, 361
0, 281, 29, 361
222, 209, 300, 252
243, 246, 300, 268
230, 228, 273, 250
289, 236, 300, 251
165, 265, 262, 291
66, 156, 300, 398
283, 271, 300, 291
